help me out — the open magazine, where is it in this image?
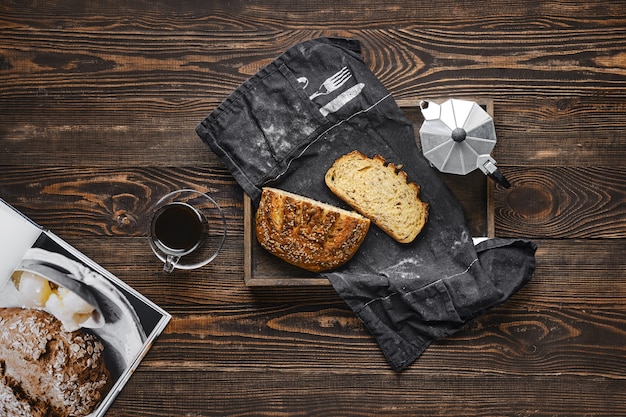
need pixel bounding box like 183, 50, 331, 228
0, 198, 171, 417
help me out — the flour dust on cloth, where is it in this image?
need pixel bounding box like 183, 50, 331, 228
196, 37, 537, 371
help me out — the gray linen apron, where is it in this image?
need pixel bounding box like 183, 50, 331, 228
196, 37, 536, 370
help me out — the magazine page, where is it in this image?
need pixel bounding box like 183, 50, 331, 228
0, 199, 170, 417
0, 199, 42, 289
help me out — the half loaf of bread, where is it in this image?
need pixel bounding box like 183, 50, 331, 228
325, 150, 429, 243
255, 187, 370, 273
0, 307, 112, 417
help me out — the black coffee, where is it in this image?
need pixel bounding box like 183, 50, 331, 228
152, 202, 204, 253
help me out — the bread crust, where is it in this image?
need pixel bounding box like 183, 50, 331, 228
255, 187, 370, 273
325, 150, 429, 243
0, 307, 112, 417
0, 374, 48, 417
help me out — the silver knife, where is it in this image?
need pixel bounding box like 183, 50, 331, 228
319, 83, 365, 116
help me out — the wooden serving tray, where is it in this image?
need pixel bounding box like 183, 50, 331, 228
244, 99, 494, 286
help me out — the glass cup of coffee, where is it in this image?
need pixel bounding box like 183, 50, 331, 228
148, 189, 226, 273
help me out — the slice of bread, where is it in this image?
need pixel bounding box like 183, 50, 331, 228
325, 150, 428, 243
255, 187, 370, 273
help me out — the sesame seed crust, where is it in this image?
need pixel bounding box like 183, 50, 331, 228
255, 188, 370, 273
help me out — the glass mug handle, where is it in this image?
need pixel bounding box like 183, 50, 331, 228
163, 254, 181, 274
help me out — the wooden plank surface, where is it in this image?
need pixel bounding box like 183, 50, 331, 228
1, 1, 626, 416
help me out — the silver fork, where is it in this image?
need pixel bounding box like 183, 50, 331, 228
309, 66, 352, 100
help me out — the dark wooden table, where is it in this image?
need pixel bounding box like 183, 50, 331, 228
2, 1, 625, 416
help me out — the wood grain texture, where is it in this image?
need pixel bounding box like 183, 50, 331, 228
2, 0, 626, 416
495, 166, 626, 238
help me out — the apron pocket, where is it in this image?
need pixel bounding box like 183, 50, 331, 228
201, 63, 329, 197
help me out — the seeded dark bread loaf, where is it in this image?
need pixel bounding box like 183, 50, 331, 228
0, 307, 112, 417
255, 187, 370, 273
325, 150, 429, 243
0, 375, 48, 417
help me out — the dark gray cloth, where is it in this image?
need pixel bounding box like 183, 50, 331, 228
196, 37, 536, 370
